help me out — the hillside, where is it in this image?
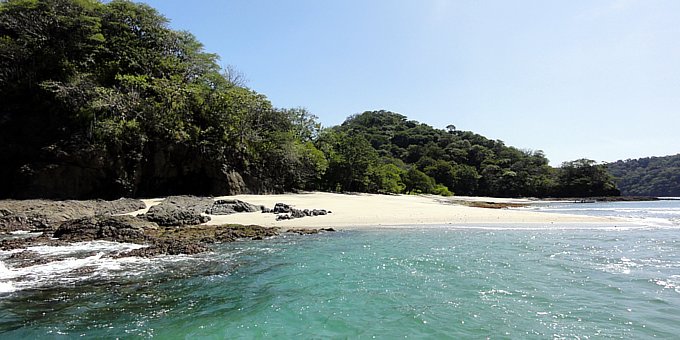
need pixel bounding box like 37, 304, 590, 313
607, 155, 680, 197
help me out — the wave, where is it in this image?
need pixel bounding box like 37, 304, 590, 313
0, 241, 150, 295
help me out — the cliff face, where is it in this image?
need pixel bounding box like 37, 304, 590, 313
1, 140, 262, 200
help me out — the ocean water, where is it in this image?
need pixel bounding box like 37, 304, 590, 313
1, 201, 680, 338
527, 200, 680, 228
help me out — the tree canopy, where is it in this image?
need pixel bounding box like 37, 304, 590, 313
607, 155, 680, 197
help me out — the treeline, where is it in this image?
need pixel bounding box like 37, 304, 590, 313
607, 155, 680, 197
312, 111, 619, 197
0, 0, 619, 199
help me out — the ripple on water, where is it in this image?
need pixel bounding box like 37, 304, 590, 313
1, 228, 680, 338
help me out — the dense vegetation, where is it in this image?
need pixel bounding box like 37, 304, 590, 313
314, 111, 619, 197
607, 155, 680, 197
0, 0, 619, 199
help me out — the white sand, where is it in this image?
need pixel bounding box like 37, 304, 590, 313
191, 192, 620, 229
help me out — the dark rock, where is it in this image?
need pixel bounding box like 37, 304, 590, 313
93, 198, 146, 215
0, 198, 146, 232
276, 214, 291, 221
286, 228, 320, 235
0, 213, 50, 233
118, 240, 209, 257
285, 227, 335, 235
141, 196, 212, 226
54, 215, 156, 243
207, 199, 264, 215
0, 233, 68, 251
7, 250, 57, 268
273, 203, 292, 214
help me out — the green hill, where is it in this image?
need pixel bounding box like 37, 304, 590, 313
607, 155, 680, 197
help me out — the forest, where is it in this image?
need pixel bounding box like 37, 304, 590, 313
607, 155, 680, 197
0, 0, 620, 199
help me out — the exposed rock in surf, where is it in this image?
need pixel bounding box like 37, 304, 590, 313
146, 224, 280, 244
117, 240, 209, 257
54, 215, 156, 244
0, 233, 68, 251
6, 250, 58, 268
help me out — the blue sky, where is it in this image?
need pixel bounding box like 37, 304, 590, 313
140, 0, 679, 165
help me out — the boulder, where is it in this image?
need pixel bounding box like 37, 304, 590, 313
0, 198, 146, 232
273, 203, 292, 213
54, 215, 155, 243
207, 199, 264, 215
141, 196, 212, 226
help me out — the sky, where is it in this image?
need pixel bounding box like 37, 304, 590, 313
140, 0, 679, 166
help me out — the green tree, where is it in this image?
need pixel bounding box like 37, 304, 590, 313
556, 159, 620, 197
403, 168, 435, 194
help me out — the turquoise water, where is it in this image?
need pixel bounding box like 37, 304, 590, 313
2, 201, 680, 338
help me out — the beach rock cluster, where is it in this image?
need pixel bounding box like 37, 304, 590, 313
0, 197, 335, 264
207, 199, 264, 215
140, 196, 212, 226
286, 228, 336, 235
269, 203, 331, 221
0, 198, 145, 232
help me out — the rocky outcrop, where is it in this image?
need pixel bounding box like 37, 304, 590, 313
274, 206, 331, 221
0, 233, 68, 251
140, 196, 212, 226
53, 215, 156, 243
286, 228, 336, 235
207, 199, 264, 215
0, 198, 146, 232
117, 241, 209, 257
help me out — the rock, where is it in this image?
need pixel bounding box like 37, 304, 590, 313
141, 196, 212, 226
273, 203, 292, 214
146, 224, 279, 244
93, 198, 146, 215
54, 215, 155, 243
0, 233, 68, 251
286, 227, 336, 235
276, 214, 291, 221
0, 213, 50, 233
118, 240, 209, 257
6, 250, 57, 268
207, 199, 264, 215
0, 198, 146, 232
268, 203, 331, 221
286, 228, 319, 235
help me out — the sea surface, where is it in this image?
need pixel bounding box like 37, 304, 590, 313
1, 200, 680, 338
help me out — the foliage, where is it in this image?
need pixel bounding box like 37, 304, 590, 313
0, 0, 324, 198
606, 154, 680, 197
555, 159, 620, 197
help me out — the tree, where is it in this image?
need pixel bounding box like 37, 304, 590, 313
403, 168, 435, 194
556, 159, 620, 197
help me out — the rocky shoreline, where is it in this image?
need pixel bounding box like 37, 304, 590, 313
0, 196, 335, 267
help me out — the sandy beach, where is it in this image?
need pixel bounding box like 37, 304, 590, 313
136, 192, 620, 229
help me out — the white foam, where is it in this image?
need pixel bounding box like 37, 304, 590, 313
0, 261, 17, 294
26, 241, 147, 256
0, 281, 16, 294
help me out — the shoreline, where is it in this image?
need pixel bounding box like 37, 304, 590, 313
200, 192, 621, 229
